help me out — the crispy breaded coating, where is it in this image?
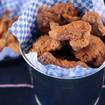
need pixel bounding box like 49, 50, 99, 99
82, 12, 105, 37
0, 39, 6, 51
74, 35, 105, 66
30, 35, 62, 56
51, 3, 77, 16
60, 60, 88, 68
39, 52, 60, 65
0, 20, 8, 34
49, 21, 91, 51
62, 13, 80, 23
0, 11, 19, 54
39, 52, 88, 68
0, 12, 14, 35
7, 33, 16, 43
37, 3, 77, 34
8, 42, 20, 54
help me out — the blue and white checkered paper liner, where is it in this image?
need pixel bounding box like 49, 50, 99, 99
10, 0, 105, 78
0, 0, 30, 61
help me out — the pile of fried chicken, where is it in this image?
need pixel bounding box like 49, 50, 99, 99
0, 11, 19, 54
30, 3, 105, 68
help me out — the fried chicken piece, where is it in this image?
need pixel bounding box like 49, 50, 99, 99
7, 33, 16, 43
74, 35, 105, 66
0, 10, 19, 54
30, 35, 62, 56
0, 20, 8, 34
60, 60, 88, 68
3, 32, 16, 42
0, 13, 12, 35
49, 21, 91, 51
8, 42, 20, 54
39, 52, 60, 65
0, 39, 6, 51
39, 52, 88, 68
0, 11, 17, 35
62, 13, 80, 23
37, 7, 58, 34
0, 17, 11, 35
82, 12, 105, 37
51, 3, 77, 16
37, 3, 77, 34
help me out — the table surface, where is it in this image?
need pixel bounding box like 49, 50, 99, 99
0, 58, 105, 105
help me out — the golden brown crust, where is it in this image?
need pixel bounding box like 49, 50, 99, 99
74, 35, 105, 66
49, 21, 91, 51
82, 11, 105, 37
39, 52, 60, 65
39, 52, 88, 68
51, 3, 77, 17
0, 39, 6, 51
30, 35, 62, 56
62, 13, 80, 23
37, 3, 77, 34
0, 12, 19, 54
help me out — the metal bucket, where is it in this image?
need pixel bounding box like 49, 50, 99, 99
20, 46, 104, 105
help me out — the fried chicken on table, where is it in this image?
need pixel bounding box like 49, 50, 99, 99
49, 21, 91, 51
39, 52, 88, 68
82, 12, 105, 37
74, 35, 105, 66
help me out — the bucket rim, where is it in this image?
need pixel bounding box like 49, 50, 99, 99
19, 45, 104, 80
